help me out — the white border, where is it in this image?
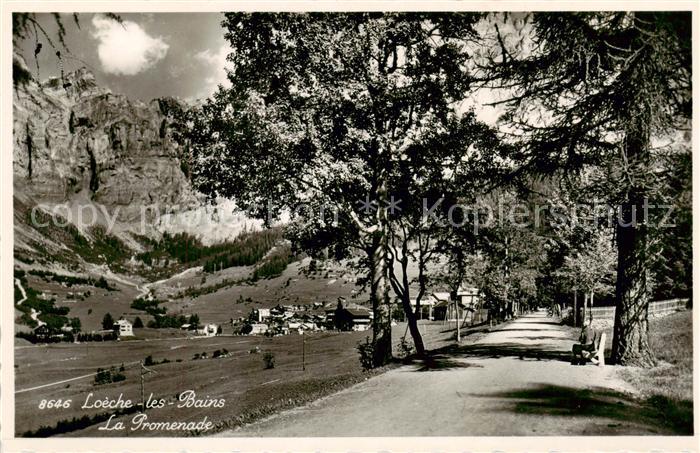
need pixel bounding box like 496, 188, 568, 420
1, 1, 698, 452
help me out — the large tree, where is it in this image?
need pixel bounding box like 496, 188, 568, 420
187, 13, 490, 365
482, 12, 691, 365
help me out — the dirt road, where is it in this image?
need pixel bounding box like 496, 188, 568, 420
222, 311, 674, 436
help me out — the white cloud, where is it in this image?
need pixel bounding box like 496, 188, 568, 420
194, 43, 231, 97
91, 15, 169, 76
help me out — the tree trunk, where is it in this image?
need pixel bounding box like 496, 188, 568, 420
573, 289, 578, 327
391, 236, 427, 358
398, 292, 426, 356
611, 115, 655, 366
611, 193, 655, 366
371, 180, 393, 367
455, 300, 461, 342
369, 242, 392, 367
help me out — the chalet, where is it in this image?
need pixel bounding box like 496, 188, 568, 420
408, 297, 437, 320
346, 308, 371, 331
457, 286, 482, 324
288, 321, 317, 332
251, 308, 271, 322
33, 324, 55, 340
197, 323, 219, 337
430, 288, 480, 322
431, 292, 456, 321
113, 319, 134, 337
325, 308, 336, 326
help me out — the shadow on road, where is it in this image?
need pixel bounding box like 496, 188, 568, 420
511, 335, 569, 341
494, 328, 564, 333
467, 384, 693, 435
412, 355, 485, 372
433, 341, 573, 363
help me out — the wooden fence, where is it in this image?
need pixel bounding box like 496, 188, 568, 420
589, 298, 688, 320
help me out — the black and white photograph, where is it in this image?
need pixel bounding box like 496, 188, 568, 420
3, 3, 696, 446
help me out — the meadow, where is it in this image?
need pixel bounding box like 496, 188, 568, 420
15, 321, 456, 437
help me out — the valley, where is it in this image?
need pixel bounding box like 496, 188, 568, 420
11, 57, 408, 437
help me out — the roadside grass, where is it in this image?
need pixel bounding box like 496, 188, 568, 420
206, 366, 394, 435
618, 310, 693, 434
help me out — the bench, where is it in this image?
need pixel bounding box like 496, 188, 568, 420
595, 332, 606, 367
572, 332, 606, 366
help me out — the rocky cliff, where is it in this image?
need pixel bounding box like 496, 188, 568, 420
13, 55, 198, 222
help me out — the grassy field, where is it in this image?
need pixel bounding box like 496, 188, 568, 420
15, 320, 455, 437
618, 310, 693, 434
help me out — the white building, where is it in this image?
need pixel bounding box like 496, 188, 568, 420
113, 319, 134, 337
457, 286, 479, 307
197, 323, 218, 337
253, 308, 271, 322
408, 297, 438, 320
249, 323, 269, 335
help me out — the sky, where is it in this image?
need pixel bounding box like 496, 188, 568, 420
15, 12, 504, 124
16, 13, 232, 101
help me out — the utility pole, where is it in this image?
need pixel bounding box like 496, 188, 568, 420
455, 298, 461, 343
301, 329, 305, 371
140, 362, 145, 413
504, 235, 510, 319
140, 360, 156, 413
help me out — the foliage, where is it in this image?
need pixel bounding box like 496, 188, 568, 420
94, 366, 126, 385
13, 13, 122, 88
14, 271, 72, 330
252, 244, 292, 280
25, 207, 130, 270
174, 276, 246, 299
101, 313, 114, 330
20, 404, 138, 437
188, 313, 200, 329
396, 336, 415, 360
262, 351, 275, 369
186, 12, 492, 365
213, 348, 229, 358
16, 331, 75, 344
94, 276, 115, 291
203, 228, 285, 272
130, 297, 166, 315
75, 332, 116, 342
69, 317, 81, 333
147, 314, 188, 329
27, 269, 115, 290
482, 12, 691, 365
356, 336, 376, 371
136, 228, 284, 273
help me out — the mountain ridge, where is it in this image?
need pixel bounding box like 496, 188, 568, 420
13, 53, 198, 223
